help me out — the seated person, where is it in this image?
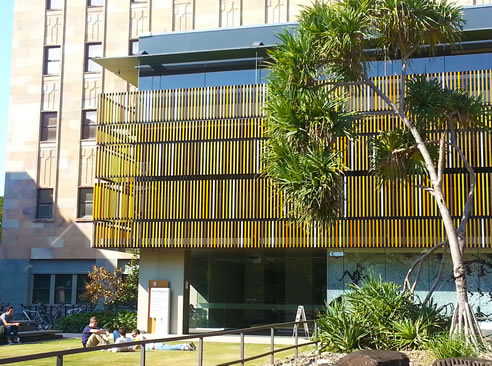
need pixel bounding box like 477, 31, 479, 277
0, 307, 20, 345
82, 316, 110, 348
131, 329, 195, 351
111, 327, 134, 352
112, 328, 121, 342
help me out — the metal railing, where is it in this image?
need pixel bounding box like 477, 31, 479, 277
0, 320, 317, 366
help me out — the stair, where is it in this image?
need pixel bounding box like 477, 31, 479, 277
0, 330, 62, 345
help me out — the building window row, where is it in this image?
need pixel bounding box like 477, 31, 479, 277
32, 274, 90, 305
130, 40, 139, 56
39, 110, 96, 142
43, 47, 61, 75
85, 43, 102, 73
42, 43, 103, 75
40, 112, 57, 142
88, 0, 104, 6
82, 110, 97, 140
46, 0, 63, 11
36, 188, 93, 219
78, 188, 94, 218
36, 188, 54, 219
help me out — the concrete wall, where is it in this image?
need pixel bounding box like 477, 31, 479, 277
137, 249, 186, 334
327, 250, 492, 316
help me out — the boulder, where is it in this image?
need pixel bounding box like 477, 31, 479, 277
335, 350, 410, 366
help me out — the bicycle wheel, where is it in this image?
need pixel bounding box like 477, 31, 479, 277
39, 313, 53, 330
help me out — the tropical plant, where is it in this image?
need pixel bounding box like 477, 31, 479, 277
390, 317, 431, 350
427, 333, 479, 359
317, 299, 369, 352
265, 0, 489, 347
316, 276, 449, 352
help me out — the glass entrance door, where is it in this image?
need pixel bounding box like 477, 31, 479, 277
189, 249, 326, 330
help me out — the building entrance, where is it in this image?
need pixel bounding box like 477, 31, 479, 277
188, 250, 326, 330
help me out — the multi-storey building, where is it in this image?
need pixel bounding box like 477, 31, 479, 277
2, 0, 492, 334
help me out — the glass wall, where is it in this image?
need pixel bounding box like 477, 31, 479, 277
189, 250, 326, 330
139, 52, 492, 91
139, 68, 271, 90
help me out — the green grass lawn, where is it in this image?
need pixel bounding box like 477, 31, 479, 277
0, 338, 314, 366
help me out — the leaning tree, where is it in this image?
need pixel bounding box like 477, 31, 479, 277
264, 0, 490, 346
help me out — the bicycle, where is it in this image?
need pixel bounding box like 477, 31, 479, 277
15, 304, 53, 330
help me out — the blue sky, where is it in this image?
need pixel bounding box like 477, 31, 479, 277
0, 0, 14, 196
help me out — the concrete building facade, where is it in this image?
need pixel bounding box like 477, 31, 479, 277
2, 0, 326, 309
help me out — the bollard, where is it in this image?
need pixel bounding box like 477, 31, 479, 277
295, 326, 298, 359
270, 328, 275, 365
240, 333, 245, 366
140, 345, 146, 366
198, 337, 204, 366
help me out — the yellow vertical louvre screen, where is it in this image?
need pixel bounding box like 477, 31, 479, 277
93, 75, 492, 249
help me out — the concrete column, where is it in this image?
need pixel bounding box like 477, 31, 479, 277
137, 248, 187, 335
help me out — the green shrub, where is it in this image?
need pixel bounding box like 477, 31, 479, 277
317, 300, 369, 352
54, 311, 137, 333
316, 275, 450, 352
427, 333, 479, 359
390, 317, 431, 350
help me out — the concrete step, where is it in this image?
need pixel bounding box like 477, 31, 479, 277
0, 330, 62, 345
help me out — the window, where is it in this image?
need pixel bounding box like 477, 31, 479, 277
40, 112, 57, 142
47, 0, 63, 10
85, 43, 102, 72
82, 110, 97, 140
87, 0, 104, 6
32, 275, 51, 304
78, 188, 93, 218
76, 274, 90, 303
130, 40, 139, 56
55, 275, 73, 304
44, 46, 61, 75
37, 189, 54, 219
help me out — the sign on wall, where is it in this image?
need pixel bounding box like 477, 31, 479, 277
149, 287, 170, 335
147, 280, 170, 334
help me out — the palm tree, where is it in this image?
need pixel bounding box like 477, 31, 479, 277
265, 0, 488, 346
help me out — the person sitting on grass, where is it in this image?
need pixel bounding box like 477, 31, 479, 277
110, 327, 134, 352
131, 329, 196, 351
82, 316, 110, 348
0, 307, 20, 345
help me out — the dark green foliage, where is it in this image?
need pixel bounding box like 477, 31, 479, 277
264, 0, 466, 223
370, 77, 488, 184
427, 333, 479, 359
118, 256, 139, 308
316, 275, 449, 352
54, 311, 137, 333
316, 299, 369, 352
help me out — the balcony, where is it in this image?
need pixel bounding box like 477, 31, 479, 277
93, 72, 492, 249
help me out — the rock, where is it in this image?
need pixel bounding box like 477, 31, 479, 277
335, 350, 410, 366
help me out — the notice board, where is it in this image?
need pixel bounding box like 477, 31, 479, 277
147, 280, 169, 334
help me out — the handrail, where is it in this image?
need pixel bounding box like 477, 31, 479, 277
0, 320, 317, 366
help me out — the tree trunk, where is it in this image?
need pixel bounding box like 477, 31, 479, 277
365, 78, 484, 348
